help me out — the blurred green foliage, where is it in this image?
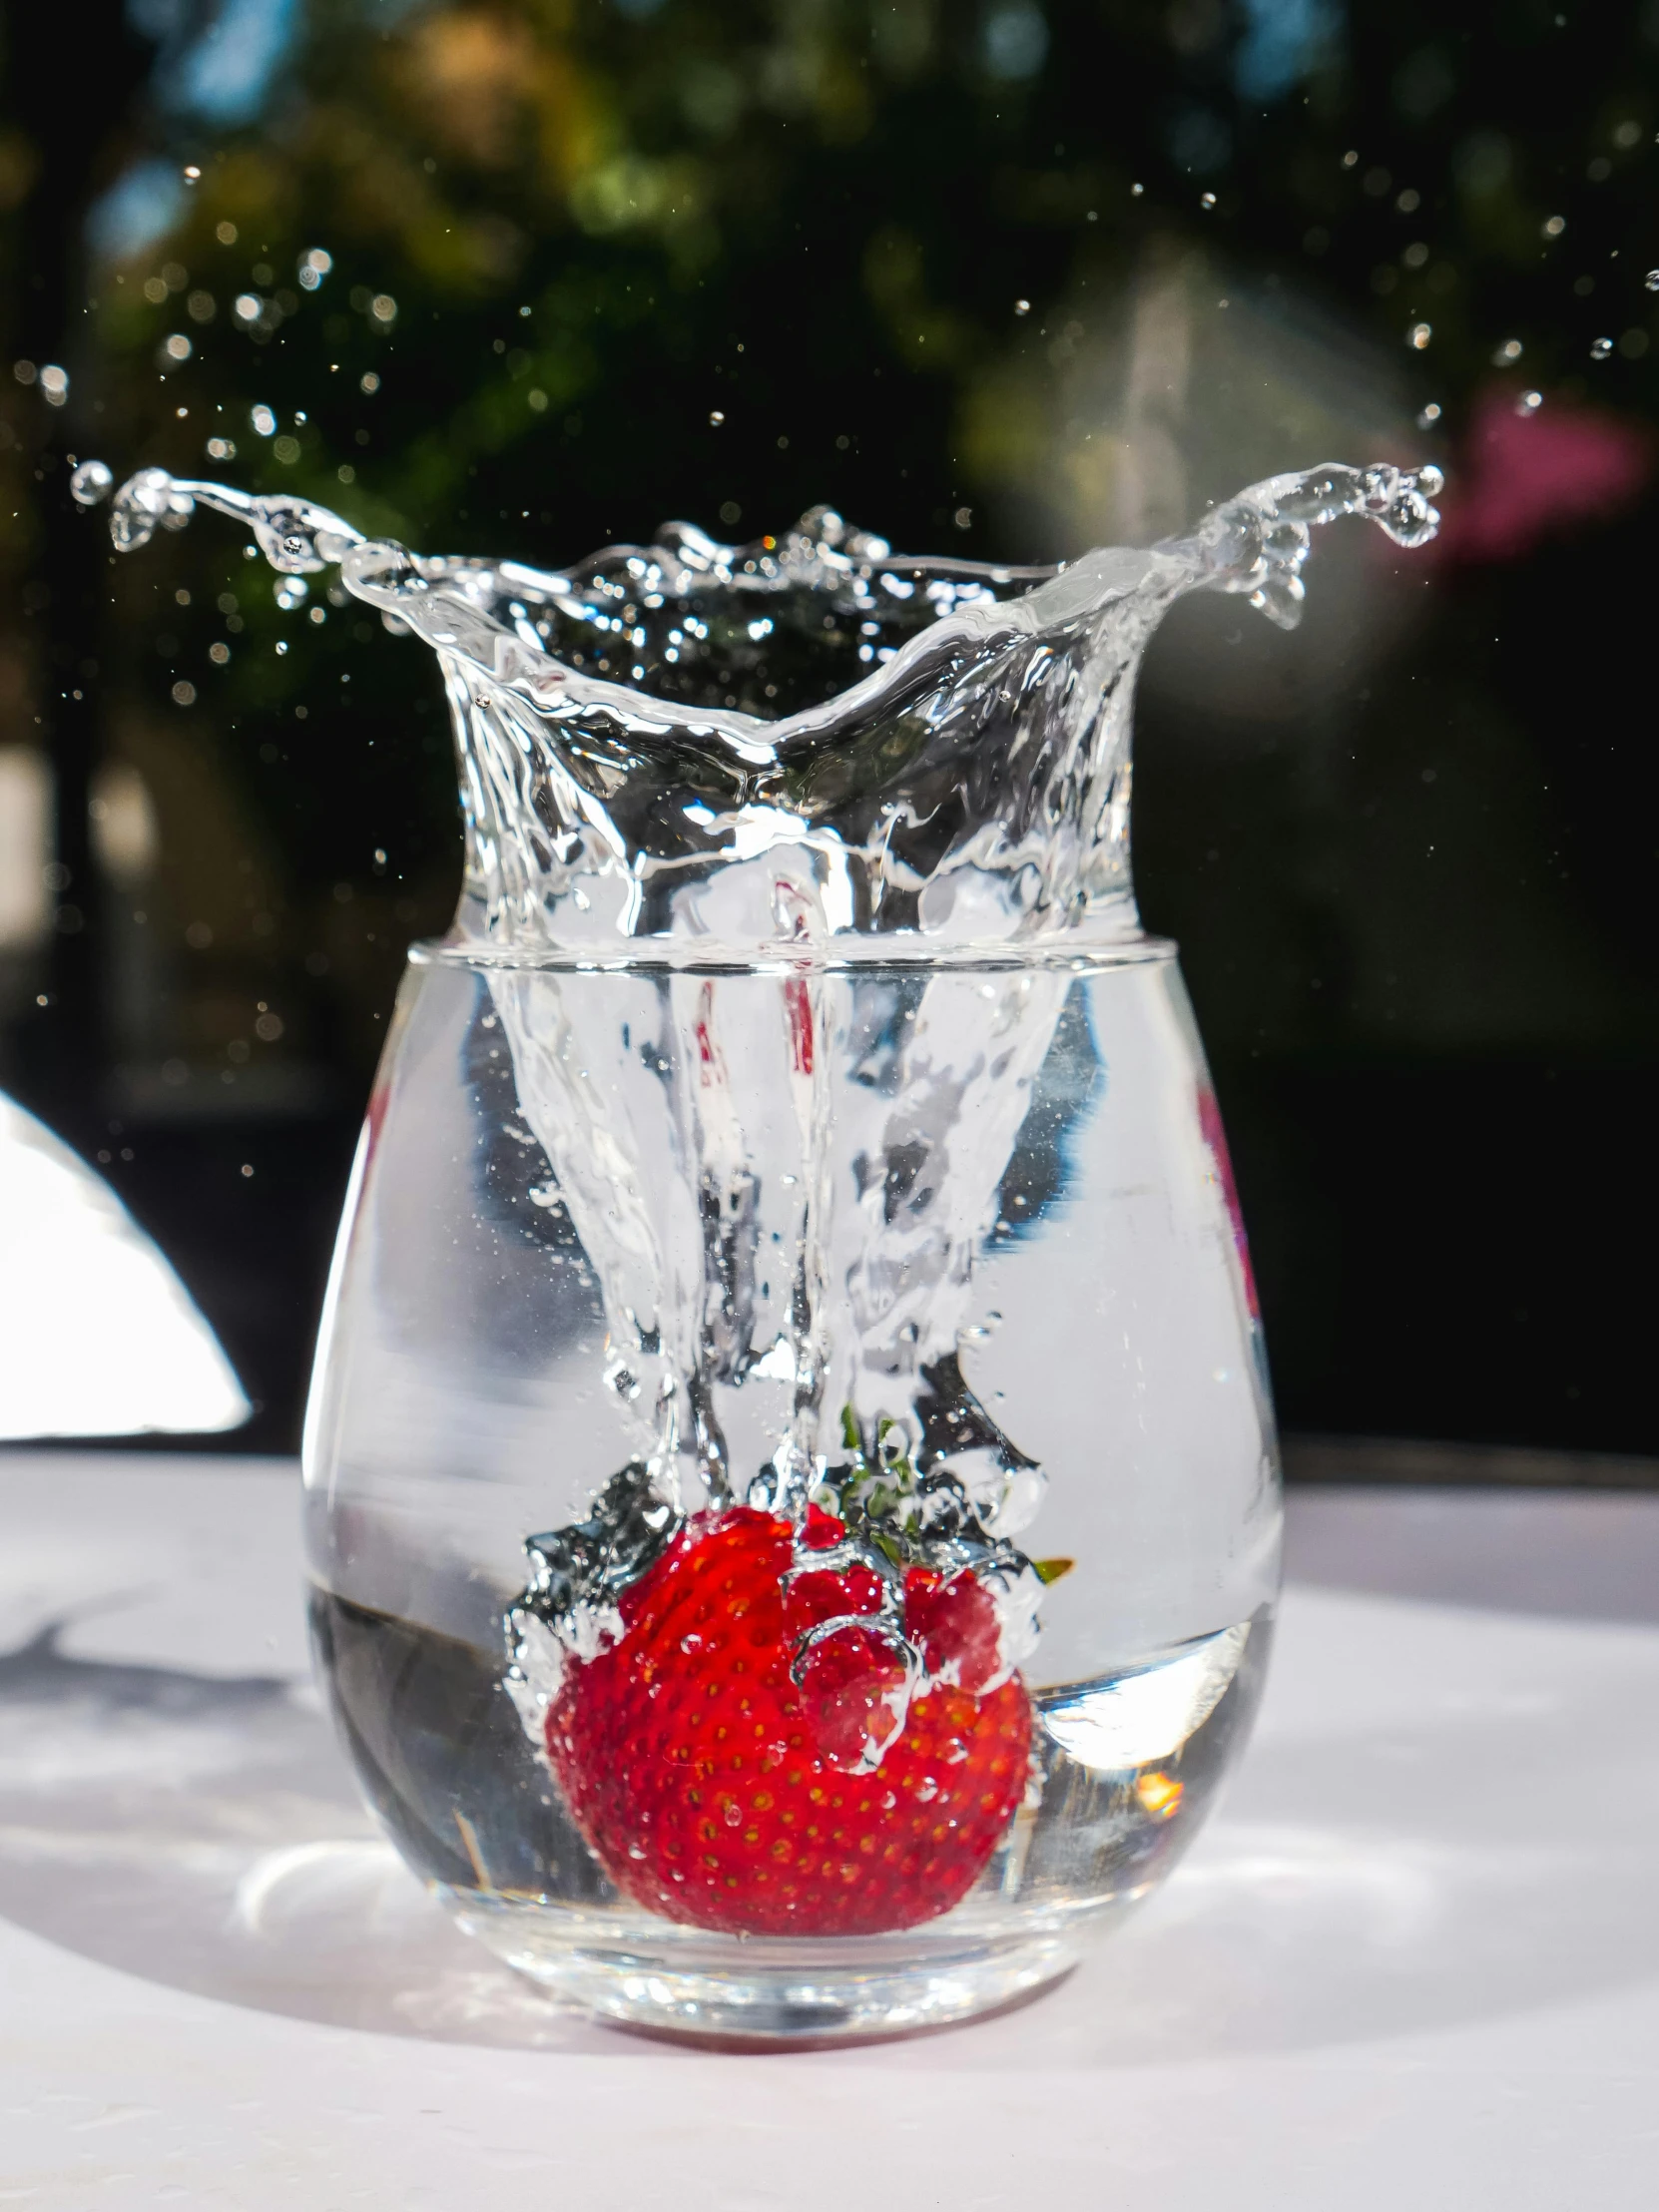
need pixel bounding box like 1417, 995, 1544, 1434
47, 0, 1659, 558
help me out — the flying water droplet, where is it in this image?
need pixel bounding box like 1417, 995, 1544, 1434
1590, 336, 1614, 360
70, 459, 113, 506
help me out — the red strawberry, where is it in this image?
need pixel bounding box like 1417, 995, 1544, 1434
544, 1505, 1033, 1936
904, 1565, 1002, 1694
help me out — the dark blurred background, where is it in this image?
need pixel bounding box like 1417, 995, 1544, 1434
1, 0, 1655, 1465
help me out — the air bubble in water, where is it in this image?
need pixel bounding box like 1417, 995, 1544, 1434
70, 459, 113, 506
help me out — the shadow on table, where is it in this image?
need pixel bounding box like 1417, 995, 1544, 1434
1, 1513, 1657, 2069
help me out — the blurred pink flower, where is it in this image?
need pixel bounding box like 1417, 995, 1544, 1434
1198, 1085, 1260, 1323
1427, 387, 1651, 565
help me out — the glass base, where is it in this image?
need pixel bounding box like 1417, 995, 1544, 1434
444, 1889, 1085, 2044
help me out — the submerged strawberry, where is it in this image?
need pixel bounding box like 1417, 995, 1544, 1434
543, 1505, 1032, 1936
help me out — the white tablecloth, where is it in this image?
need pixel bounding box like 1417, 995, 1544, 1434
2, 1451, 1657, 2208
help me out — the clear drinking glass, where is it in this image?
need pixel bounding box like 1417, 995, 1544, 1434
88, 453, 1439, 2040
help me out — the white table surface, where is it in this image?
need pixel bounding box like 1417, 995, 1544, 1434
2, 1451, 1657, 2209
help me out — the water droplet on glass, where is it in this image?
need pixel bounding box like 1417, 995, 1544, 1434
70, 459, 113, 507
1590, 336, 1614, 360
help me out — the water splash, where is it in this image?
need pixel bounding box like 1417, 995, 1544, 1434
77, 456, 1438, 960
81, 453, 1436, 1777
74, 461, 363, 570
